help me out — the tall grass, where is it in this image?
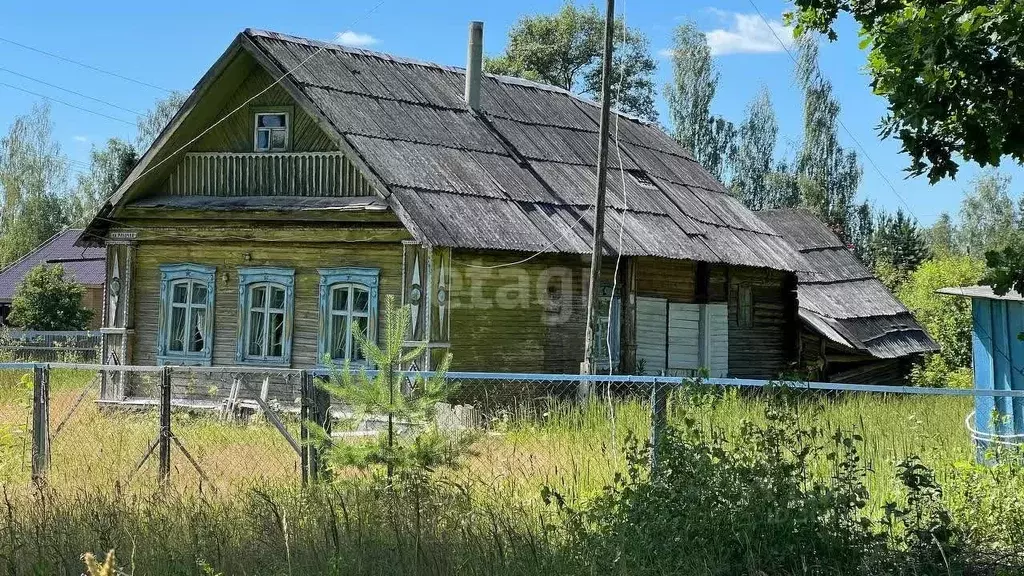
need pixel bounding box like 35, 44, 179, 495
0, 372, 1021, 574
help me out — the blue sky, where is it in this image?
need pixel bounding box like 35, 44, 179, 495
2, 0, 1021, 226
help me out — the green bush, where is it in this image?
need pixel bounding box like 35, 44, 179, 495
8, 263, 93, 330
898, 256, 985, 386
550, 385, 1013, 575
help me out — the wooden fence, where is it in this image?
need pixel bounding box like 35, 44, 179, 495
0, 330, 102, 362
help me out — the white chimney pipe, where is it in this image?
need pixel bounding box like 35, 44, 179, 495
465, 21, 483, 110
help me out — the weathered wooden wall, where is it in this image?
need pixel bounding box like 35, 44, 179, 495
633, 257, 797, 379
447, 251, 616, 373
190, 66, 334, 154
82, 285, 104, 330
725, 266, 795, 378
128, 224, 404, 368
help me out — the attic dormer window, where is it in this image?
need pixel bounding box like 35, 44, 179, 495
254, 112, 289, 152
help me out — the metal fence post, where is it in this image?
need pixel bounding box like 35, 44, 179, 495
308, 376, 332, 483
650, 380, 667, 473
158, 366, 171, 485
31, 364, 50, 485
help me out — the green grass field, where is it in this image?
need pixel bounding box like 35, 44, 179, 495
0, 368, 976, 513
1, 368, 1020, 575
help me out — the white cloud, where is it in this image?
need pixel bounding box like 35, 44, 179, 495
333, 30, 378, 47
72, 135, 89, 143
657, 48, 676, 58
704, 13, 793, 56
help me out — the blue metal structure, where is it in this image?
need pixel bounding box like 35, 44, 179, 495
938, 286, 1024, 446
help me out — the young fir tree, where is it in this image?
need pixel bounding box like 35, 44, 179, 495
318, 295, 475, 481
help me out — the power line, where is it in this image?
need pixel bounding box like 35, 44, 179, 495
121, 0, 387, 191
0, 66, 144, 116
0, 35, 174, 93
745, 0, 919, 219
0, 81, 136, 126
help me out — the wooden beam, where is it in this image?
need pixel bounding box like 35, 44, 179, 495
620, 256, 637, 374
118, 206, 401, 223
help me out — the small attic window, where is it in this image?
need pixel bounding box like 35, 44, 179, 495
254, 112, 289, 152
628, 170, 658, 190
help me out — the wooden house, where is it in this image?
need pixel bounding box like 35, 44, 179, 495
0, 229, 105, 329
757, 209, 939, 383
80, 26, 811, 382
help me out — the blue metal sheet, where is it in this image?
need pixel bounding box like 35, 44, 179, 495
992, 300, 1013, 435
973, 299, 995, 438
1009, 301, 1024, 435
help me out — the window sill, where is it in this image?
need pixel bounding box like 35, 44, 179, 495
236, 357, 292, 368
157, 355, 212, 367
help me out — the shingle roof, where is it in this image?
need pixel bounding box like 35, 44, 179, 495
0, 229, 105, 302
756, 208, 939, 359
242, 29, 808, 272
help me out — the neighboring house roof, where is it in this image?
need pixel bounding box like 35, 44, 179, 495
85, 28, 808, 273
0, 229, 105, 302
936, 286, 1024, 301
756, 208, 939, 359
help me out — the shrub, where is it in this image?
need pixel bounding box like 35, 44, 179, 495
898, 256, 984, 386
8, 263, 93, 330
548, 384, 1002, 575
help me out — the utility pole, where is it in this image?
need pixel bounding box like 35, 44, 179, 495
581, 0, 616, 383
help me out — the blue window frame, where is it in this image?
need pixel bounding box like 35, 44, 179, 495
158, 264, 216, 366
318, 267, 380, 366
236, 267, 295, 366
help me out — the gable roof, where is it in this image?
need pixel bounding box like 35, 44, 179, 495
756, 208, 938, 359
0, 229, 105, 302
84, 28, 807, 273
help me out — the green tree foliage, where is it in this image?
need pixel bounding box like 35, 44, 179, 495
135, 91, 187, 153
318, 295, 474, 481
731, 87, 780, 210
794, 37, 863, 245
664, 21, 735, 180
484, 3, 657, 121
0, 103, 71, 267
897, 256, 985, 384
8, 263, 93, 331
69, 138, 137, 225
786, 0, 1024, 183
925, 212, 957, 258
869, 208, 928, 282
956, 171, 1018, 258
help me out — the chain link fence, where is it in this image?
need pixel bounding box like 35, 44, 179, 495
2, 362, 1022, 508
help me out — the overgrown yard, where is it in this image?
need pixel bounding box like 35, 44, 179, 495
1, 369, 1022, 574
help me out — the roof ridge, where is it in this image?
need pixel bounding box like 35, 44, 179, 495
0, 228, 82, 274
244, 28, 655, 126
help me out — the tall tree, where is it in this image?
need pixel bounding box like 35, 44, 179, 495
731, 87, 780, 210
135, 91, 187, 153
870, 208, 929, 276
793, 36, 863, 244
925, 212, 956, 258
0, 103, 70, 266
787, 0, 1024, 182
664, 21, 735, 180
847, 200, 874, 262
69, 138, 137, 225
956, 171, 1017, 258
484, 3, 657, 121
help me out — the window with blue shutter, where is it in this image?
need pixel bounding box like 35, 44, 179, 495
158, 264, 216, 366
318, 267, 380, 366
236, 267, 295, 366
